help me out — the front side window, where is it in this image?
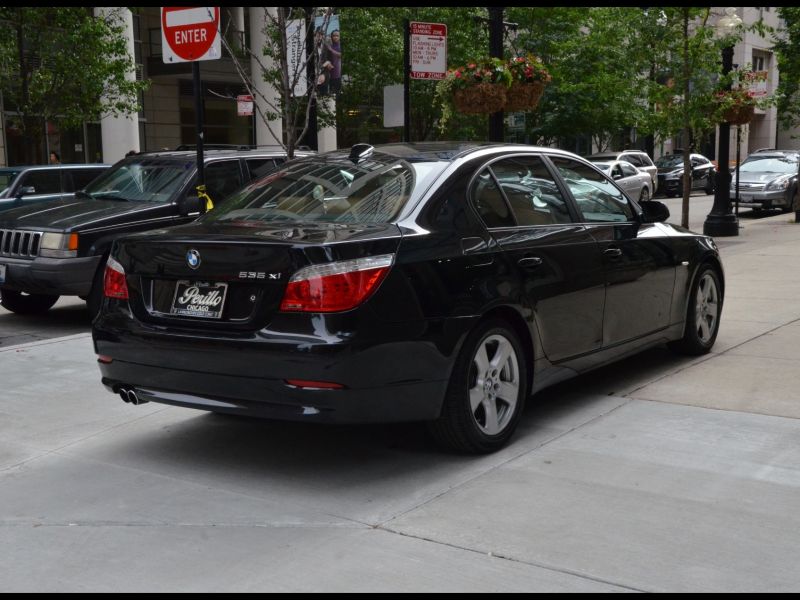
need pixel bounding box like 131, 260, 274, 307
20, 170, 61, 195
205, 155, 446, 225
550, 157, 634, 223
620, 163, 638, 178
84, 160, 192, 203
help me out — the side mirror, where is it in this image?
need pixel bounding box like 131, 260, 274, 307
640, 200, 670, 223
612, 172, 622, 180
180, 195, 202, 216
17, 186, 36, 197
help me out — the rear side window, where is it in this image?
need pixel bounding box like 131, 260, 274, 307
489, 156, 572, 226
246, 158, 278, 180
204, 160, 243, 202
471, 169, 515, 228
550, 157, 634, 223
19, 170, 61, 194
623, 154, 643, 167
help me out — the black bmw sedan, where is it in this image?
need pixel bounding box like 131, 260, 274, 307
93, 143, 724, 453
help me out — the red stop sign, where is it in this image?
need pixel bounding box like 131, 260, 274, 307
161, 7, 220, 62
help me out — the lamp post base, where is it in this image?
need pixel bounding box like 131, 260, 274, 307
703, 213, 739, 237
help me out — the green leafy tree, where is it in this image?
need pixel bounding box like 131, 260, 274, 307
773, 8, 800, 131
509, 7, 647, 150
337, 7, 488, 144
0, 7, 147, 163
633, 8, 733, 228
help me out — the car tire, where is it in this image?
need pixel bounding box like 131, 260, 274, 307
704, 178, 715, 195
639, 187, 650, 203
428, 319, 528, 454
668, 264, 722, 356
665, 191, 677, 198
0, 289, 59, 315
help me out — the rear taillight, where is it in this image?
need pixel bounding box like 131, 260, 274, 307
280, 254, 394, 313
103, 256, 129, 300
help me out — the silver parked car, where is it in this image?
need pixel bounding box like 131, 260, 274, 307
590, 159, 653, 202
730, 150, 799, 212
587, 150, 658, 193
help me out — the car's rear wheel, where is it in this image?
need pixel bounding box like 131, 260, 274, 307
0, 289, 59, 315
428, 319, 528, 454
668, 264, 722, 355
704, 177, 715, 195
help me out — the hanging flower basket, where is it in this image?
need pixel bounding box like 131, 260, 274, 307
453, 82, 508, 115
503, 55, 551, 113
723, 104, 754, 125
504, 81, 547, 112
715, 88, 757, 125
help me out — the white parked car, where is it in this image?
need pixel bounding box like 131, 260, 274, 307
587, 150, 658, 193
589, 159, 654, 202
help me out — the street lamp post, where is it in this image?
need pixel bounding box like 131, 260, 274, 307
703, 7, 743, 237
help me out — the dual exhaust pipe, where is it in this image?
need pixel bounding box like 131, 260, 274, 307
118, 386, 148, 405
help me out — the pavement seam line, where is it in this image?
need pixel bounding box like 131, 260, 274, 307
24, 445, 368, 529
0, 407, 174, 474
375, 526, 649, 593
622, 317, 800, 399
0, 332, 92, 353
375, 398, 634, 529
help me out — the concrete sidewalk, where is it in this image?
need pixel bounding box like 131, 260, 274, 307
1, 213, 800, 592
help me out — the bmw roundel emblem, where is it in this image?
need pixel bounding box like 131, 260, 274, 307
187, 249, 201, 269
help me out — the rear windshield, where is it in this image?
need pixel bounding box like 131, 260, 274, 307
83, 159, 192, 203
204, 156, 447, 225
655, 155, 684, 168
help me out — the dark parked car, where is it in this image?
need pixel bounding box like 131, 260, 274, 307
0, 164, 110, 212
92, 143, 724, 454
730, 150, 799, 212
656, 153, 716, 197
0, 147, 308, 317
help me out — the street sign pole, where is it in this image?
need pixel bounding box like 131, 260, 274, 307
161, 6, 220, 211
404, 19, 410, 143
193, 61, 204, 192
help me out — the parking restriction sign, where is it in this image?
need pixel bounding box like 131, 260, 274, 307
410, 22, 447, 80
161, 7, 221, 63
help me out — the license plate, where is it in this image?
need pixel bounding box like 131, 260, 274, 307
170, 280, 228, 319
0, 264, 6, 285
738, 194, 752, 202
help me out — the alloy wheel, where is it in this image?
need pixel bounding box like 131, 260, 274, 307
695, 273, 719, 344
468, 334, 520, 435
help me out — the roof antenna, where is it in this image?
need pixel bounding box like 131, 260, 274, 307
349, 143, 374, 164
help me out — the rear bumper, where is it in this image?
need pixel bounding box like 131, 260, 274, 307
0, 255, 100, 296
93, 307, 472, 424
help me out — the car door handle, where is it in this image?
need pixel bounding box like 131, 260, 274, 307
604, 247, 623, 259
518, 256, 543, 269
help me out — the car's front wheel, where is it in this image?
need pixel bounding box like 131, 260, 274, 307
668, 264, 722, 355
428, 319, 528, 454
639, 187, 650, 203
0, 289, 59, 315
